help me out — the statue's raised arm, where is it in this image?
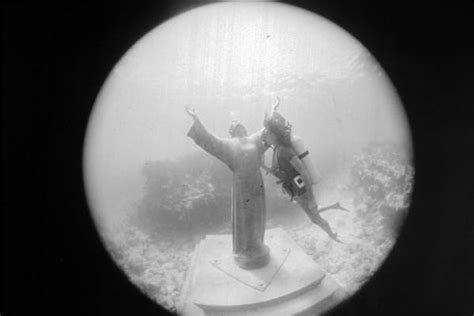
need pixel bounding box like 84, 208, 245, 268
185, 105, 235, 169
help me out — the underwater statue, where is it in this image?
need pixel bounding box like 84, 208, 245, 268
185, 105, 270, 270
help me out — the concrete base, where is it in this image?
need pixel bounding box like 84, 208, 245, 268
178, 228, 346, 315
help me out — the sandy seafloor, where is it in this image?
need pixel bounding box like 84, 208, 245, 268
105, 175, 399, 313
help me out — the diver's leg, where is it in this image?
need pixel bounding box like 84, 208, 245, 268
296, 193, 342, 243
302, 185, 318, 212
310, 213, 342, 243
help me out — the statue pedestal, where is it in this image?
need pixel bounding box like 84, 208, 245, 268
178, 228, 346, 315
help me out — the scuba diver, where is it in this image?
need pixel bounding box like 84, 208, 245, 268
261, 97, 349, 243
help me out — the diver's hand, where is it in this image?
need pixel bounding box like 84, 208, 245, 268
271, 96, 280, 113
185, 105, 198, 120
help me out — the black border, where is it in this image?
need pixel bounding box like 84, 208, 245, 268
3, 1, 473, 315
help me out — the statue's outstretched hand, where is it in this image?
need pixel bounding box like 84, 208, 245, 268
185, 105, 198, 120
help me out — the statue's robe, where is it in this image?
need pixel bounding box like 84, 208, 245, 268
187, 118, 269, 269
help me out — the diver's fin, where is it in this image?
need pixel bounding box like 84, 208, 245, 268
318, 202, 350, 213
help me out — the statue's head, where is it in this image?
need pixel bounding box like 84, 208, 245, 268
229, 121, 248, 138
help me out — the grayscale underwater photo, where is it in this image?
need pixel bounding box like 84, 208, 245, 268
83, 2, 414, 314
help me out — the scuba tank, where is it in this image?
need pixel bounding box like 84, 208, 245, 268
270, 145, 307, 200
290, 136, 318, 185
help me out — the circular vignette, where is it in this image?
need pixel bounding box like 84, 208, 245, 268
83, 2, 414, 313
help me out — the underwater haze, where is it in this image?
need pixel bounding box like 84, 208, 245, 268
83, 2, 413, 313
